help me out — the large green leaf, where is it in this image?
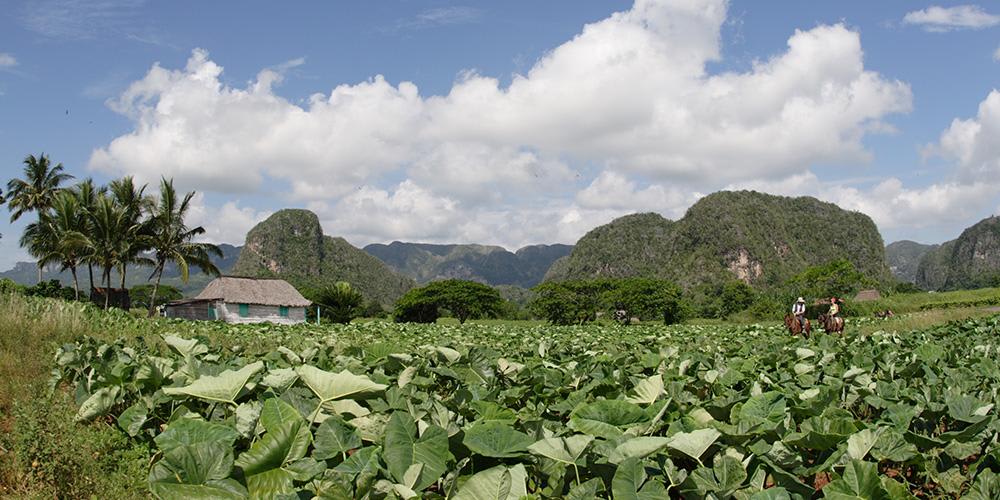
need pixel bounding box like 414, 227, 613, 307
462, 421, 534, 458
154, 418, 240, 453
75, 386, 120, 422
625, 375, 665, 405
527, 434, 594, 465
150, 479, 248, 500
453, 464, 528, 500
163, 361, 264, 405
666, 428, 721, 461
383, 412, 451, 491
612, 457, 667, 500
569, 400, 648, 439
313, 416, 362, 460
296, 365, 387, 403
234, 416, 312, 498
163, 335, 209, 358
823, 460, 889, 500
609, 437, 671, 464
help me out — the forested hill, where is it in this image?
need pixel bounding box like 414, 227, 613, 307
885, 240, 938, 284
915, 215, 1000, 291
230, 209, 414, 305
545, 190, 890, 289
363, 242, 572, 287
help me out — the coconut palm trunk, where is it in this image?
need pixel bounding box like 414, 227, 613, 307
70, 266, 80, 301
148, 263, 165, 317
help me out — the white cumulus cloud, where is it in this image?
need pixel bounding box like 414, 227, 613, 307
89, 0, 916, 248
903, 5, 1000, 31
0, 53, 16, 68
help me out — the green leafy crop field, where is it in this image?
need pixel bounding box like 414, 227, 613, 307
1, 293, 999, 498
23, 298, 1000, 499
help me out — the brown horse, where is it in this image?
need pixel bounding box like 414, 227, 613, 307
784, 314, 811, 338
817, 313, 844, 334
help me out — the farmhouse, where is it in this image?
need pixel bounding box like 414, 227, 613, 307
853, 289, 882, 302
164, 276, 311, 325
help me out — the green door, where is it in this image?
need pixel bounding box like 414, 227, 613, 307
239, 303, 249, 317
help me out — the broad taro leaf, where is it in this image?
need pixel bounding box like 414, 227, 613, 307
612, 457, 668, 500
625, 375, 665, 405
737, 392, 786, 431
150, 479, 248, 500
259, 397, 304, 432
75, 385, 120, 422
608, 437, 672, 464
452, 464, 528, 500
148, 419, 244, 500
163, 335, 209, 358
748, 488, 792, 499
462, 421, 534, 458
565, 477, 605, 500
679, 454, 747, 497
235, 401, 262, 438
154, 418, 240, 453
945, 390, 993, 424
383, 412, 451, 491
666, 428, 721, 462
870, 429, 918, 463
296, 365, 387, 404
261, 368, 298, 392
847, 428, 881, 460
162, 361, 264, 405
234, 418, 313, 498
313, 415, 362, 460
822, 460, 890, 500
117, 401, 147, 436
965, 470, 1000, 500
569, 399, 648, 439
527, 434, 594, 465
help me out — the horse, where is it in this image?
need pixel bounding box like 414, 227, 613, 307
874, 309, 895, 319
784, 313, 811, 338
817, 313, 844, 334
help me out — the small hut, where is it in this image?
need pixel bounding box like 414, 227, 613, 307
853, 289, 881, 302
165, 277, 311, 325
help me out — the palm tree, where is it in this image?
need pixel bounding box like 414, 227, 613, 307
6, 154, 74, 282
109, 176, 153, 289
71, 179, 105, 292
89, 194, 128, 308
146, 178, 222, 316
35, 192, 90, 299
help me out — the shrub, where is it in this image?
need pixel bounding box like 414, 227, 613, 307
303, 282, 365, 324
394, 280, 503, 324
129, 284, 182, 310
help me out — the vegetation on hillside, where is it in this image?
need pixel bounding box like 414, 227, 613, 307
232, 209, 414, 306
365, 241, 572, 288
548, 191, 890, 293
885, 240, 937, 284
914, 216, 1000, 291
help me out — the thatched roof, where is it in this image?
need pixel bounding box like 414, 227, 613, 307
196, 277, 311, 307
853, 289, 881, 302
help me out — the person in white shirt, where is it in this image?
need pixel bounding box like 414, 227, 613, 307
792, 297, 807, 331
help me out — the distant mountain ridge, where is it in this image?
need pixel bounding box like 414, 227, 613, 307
230, 209, 414, 305
546, 190, 890, 289
915, 216, 1000, 291
0, 244, 243, 294
363, 241, 572, 287
885, 240, 938, 284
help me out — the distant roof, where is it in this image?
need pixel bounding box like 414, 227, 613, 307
195, 276, 311, 307
853, 289, 882, 302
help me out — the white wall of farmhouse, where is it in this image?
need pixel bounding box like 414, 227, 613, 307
215, 302, 307, 325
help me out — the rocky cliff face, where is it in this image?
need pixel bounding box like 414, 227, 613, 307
232, 209, 414, 304
885, 240, 938, 284
546, 190, 890, 289
915, 216, 1000, 291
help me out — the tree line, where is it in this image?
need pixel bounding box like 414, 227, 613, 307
2, 153, 221, 314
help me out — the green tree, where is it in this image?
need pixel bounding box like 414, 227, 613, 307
304, 282, 364, 324
6, 154, 74, 282
108, 176, 153, 289
603, 278, 684, 325
394, 280, 503, 324
787, 259, 873, 300
530, 280, 614, 325
718, 280, 755, 318
71, 179, 106, 292
145, 178, 221, 316
30, 192, 91, 299
129, 284, 182, 310
89, 194, 129, 308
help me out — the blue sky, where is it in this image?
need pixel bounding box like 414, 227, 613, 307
1, 0, 998, 270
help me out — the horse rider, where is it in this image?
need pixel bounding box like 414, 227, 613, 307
828, 297, 841, 324
792, 297, 807, 330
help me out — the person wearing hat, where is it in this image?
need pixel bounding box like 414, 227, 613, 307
792, 297, 807, 331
